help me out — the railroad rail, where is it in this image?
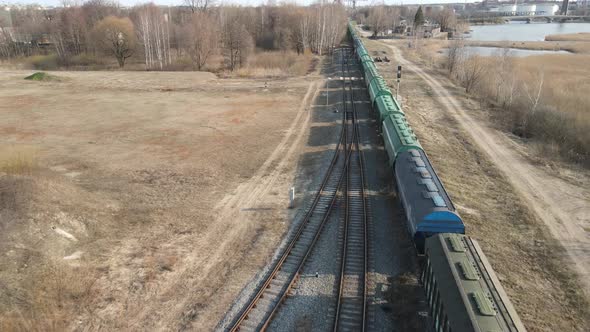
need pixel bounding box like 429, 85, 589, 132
333, 48, 368, 332
228, 48, 354, 332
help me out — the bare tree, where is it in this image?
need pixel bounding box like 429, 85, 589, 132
434, 8, 457, 32
446, 39, 465, 75
459, 55, 487, 93
221, 8, 253, 71
1, 2, 349, 66
182, 12, 218, 70
92, 16, 136, 67
366, 5, 401, 37
184, 0, 213, 13
367, 5, 388, 37
490, 46, 519, 107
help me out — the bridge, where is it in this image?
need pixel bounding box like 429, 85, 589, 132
467, 14, 589, 24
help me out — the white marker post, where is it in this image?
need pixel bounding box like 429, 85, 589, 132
396, 65, 402, 102
289, 187, 295, 209
327, 77, 332, 108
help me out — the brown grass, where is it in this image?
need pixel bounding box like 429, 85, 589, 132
0, 145, 38, 174
1, 262, 97, 332
0, 69, 313, 331
235, 51, 314, 77
474, 54, 590, 163
403, 39, 590, 164
464, 40, 590, 54
545, 32, 590, 42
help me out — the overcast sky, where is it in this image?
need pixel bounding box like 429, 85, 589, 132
1, 0, 482, 8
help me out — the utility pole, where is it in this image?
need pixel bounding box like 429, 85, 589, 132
396, 65, 402, 101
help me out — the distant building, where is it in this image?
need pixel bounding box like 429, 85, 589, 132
414, 24, 442, 38
479, 2, 561, 16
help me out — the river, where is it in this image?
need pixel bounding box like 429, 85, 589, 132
468, 22, 590, 41
442, 46, 570, 57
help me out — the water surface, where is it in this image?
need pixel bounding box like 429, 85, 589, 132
468, 22, 590, 41
443, 46, 570, 57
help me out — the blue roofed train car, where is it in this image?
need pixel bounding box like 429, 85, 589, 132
394, 148, 464, 253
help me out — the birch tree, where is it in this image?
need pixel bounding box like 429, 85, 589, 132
134, 4, 172, 70
521, 69, 545, 132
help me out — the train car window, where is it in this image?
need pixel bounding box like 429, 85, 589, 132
434, 293, 442, 330
432, 195, 446, 207
412, 157, 426, 167
436, 304, 444, 332
427, 276, 433, 304
426, 263, 434, 296
420, 170, 431, 178
433, 289, 440, 313
422, 258, 430, 284
417, 179, 438, 192
429, 279, 437, 307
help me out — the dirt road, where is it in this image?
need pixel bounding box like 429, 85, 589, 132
382, 42, 590, 295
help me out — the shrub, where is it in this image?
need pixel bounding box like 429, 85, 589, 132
69, 53, 106, 67
162, 56, 194, 71
26, 54, 59, 70
24, 72, 59, 81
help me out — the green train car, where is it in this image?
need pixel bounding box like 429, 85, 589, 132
368, 76, 393, 103
382, 113, 422, 165
375, 94, 403, 122
423, 234, 527, 332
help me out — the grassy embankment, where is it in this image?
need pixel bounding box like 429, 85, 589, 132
545, 32, 590, 42
405, 35, 590, 164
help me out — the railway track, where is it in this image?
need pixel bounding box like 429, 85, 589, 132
333, 49, 368, 332
228, 47, 367, 332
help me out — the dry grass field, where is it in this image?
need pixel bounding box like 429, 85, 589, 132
0, 70, 319, 330
400, 37, 590, 163
465, 39, 590, 54
546, 32, 590, 42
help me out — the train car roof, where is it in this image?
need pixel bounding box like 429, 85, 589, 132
425, 234, 527, 332
394, 148, 455, 211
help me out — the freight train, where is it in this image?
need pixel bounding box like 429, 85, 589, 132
348, 22, 527, 332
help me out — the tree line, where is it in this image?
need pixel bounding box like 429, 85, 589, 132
0, 0, 347, 70
356, 5, 460, 37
